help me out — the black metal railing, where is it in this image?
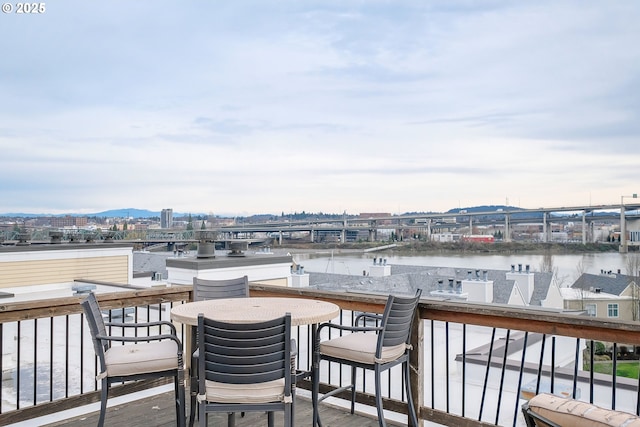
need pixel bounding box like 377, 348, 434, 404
0, 286, 191, 425
2, 284, 640, 427
250, 285, 640, 427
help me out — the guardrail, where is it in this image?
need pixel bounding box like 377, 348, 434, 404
0, 285, 191, 425
1, 284, 640, 426
250, 285, 640, 427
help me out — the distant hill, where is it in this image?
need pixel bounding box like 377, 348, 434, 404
1, 209, 201, 219
93, 208, 160, 218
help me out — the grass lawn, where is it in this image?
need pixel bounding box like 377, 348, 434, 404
586, 361, 640, 379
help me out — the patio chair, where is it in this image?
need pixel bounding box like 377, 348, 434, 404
314, 289, 422, 427
189, 276, 250, 427
80, 292, 186, 427
196, 313, 294, 427
522, 393, 640, 427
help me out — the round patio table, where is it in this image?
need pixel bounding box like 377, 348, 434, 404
170, 296, 339, 326
171, 296, 340, 427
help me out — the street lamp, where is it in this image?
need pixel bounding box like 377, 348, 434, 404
620, 193, 638, 253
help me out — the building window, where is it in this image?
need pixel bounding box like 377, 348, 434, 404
585, 304, 597, 317
607, 303, 619, 318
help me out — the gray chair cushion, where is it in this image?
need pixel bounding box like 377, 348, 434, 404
105, 340, 179, 377
320, 332, 406, 364
201, 378, 286, 404
527, 393, 640, 427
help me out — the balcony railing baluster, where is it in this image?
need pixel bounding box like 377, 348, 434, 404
613, 342, 618, 409
32, 319, 37, 406
551, 336, 556, 394
17, 320, 21, 410
513, 332, 529, 427
535, 334, 545, 397
461, 323, 466, 418
589, 339, 595, 403
430, 320, 435, 409
573, 338, 580, 400
445, 321, 450, 414
478, 327, 495, 422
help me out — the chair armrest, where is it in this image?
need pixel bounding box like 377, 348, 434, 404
355, 312, 383, 326
105, 320, 177, 334
317, 322, 383, 335
96, 333, 183, 349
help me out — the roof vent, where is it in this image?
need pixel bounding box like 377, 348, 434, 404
17, 232, 31, 246
228, 241, 248, 257
49, 231, 63, 244
595, 288, 602, 293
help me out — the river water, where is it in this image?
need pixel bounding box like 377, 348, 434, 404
293, 250, 636, 287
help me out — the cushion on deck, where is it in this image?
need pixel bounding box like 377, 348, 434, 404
527, 393, 640, 427
203, 378, 286, 404
105, 340, 179, 377
320, 332, 406, 364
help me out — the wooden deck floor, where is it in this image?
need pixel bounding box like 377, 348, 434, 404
41, 391, 400, 427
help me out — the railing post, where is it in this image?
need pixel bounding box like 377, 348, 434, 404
410, 313, 424, 426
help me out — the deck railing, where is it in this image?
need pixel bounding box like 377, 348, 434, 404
0, 284, 191, 425
1, 283, 640, 426
251, 285, 640, 427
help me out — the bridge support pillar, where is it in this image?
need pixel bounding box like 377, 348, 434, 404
620, 206, 628, 253
504, 214, 511, 242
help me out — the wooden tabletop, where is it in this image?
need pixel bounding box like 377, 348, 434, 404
170, 297, 340, 326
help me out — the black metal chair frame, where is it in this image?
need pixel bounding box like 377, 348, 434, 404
196, 313, 294, 427
313, 290, 422, 427
81, 292, 186, 427
521, 400, 562, 427
189, 276, 250, 427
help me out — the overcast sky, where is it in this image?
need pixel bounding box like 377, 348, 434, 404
2, 1, 639, 216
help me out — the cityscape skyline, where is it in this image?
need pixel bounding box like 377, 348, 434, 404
2, 2, 640, 216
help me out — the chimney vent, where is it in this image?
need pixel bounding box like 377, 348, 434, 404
49, 231, 63, 244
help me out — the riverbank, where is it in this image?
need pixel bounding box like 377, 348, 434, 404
278, 240, 622, 255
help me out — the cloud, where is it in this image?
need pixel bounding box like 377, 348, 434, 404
1, 1, 639, 214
